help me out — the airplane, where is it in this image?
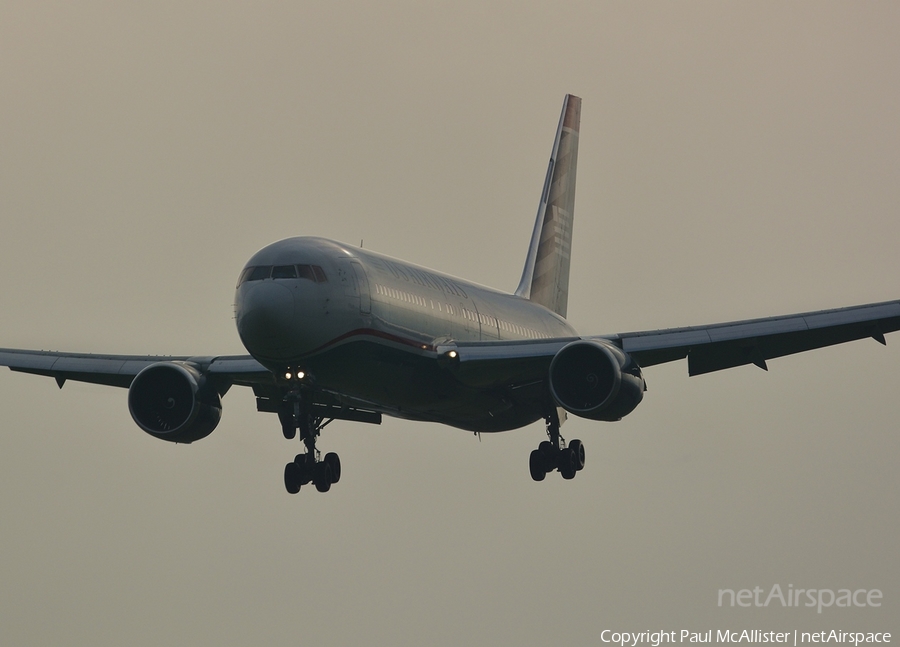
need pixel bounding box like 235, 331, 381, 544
2, 94, 899, 494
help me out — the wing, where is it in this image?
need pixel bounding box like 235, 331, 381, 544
0, 348, 272, 389
4, 299, 898, 392
445, 299, 900, 381
611, 299, 900, 375
0, 348, 387, 430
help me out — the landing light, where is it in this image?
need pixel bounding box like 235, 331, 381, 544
296, 371, 306, 379
284, 371, 292, 380
447, 351, 458, 359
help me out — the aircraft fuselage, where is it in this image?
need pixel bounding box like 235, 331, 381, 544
235, 236, 578, 431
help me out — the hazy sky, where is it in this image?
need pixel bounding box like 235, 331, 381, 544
1, 2, 898, 645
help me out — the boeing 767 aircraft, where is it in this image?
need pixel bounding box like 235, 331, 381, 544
2, 95, 899, 493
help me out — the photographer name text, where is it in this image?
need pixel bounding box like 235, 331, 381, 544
600, 631, 891, 647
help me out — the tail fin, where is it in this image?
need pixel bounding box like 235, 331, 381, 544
515, 94, 581, 319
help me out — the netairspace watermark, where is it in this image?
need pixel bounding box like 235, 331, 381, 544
718, 585, 883, 614
600, 630, 891, 647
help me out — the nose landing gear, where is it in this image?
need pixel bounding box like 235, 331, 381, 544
529, 409, 585, 481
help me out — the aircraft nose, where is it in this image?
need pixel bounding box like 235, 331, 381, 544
236, 281, 298, 358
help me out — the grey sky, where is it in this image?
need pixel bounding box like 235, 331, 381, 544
1, 2, 898, 645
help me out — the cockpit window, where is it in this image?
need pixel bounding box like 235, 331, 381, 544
238, 264, 328, 286
272, 265, 298, 279
248, 266, 271, 282
237, 267, 254, 287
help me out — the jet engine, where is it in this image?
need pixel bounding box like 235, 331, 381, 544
128, 362, 222, 443
548, 340, 645, 421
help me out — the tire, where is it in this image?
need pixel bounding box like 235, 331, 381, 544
294, 454, 312, 485
324, 452, 341, 484
529, 449, 546, 481
314, 462, 332, 492
569, 439, 585, 471
284, 462, 301, 494
538, 440, 555, 471
558, 447, 576, 480
278, 410, 296, 439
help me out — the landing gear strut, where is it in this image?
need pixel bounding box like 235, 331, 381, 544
280, 388, 341, 494
529, 409, 585, 481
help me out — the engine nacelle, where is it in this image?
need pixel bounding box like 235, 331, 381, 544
128, 362, 222, 443
548, 340, 645, 422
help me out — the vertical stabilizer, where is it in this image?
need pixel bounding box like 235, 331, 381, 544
515, 94, 581, 318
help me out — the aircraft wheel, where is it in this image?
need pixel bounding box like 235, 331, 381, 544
558, 447, 576, 480
294, 454, 312, 485
284, 462, 301, 494
537, 440, 556, 472
529, 449, 546, 481
569, 439, 585, 471
278, 410, 296, 439
314, 462, 333, 492
324, 452, 341, 484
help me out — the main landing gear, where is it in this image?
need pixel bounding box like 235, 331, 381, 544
279, 390, 341, 494
529, 410, 585, 481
